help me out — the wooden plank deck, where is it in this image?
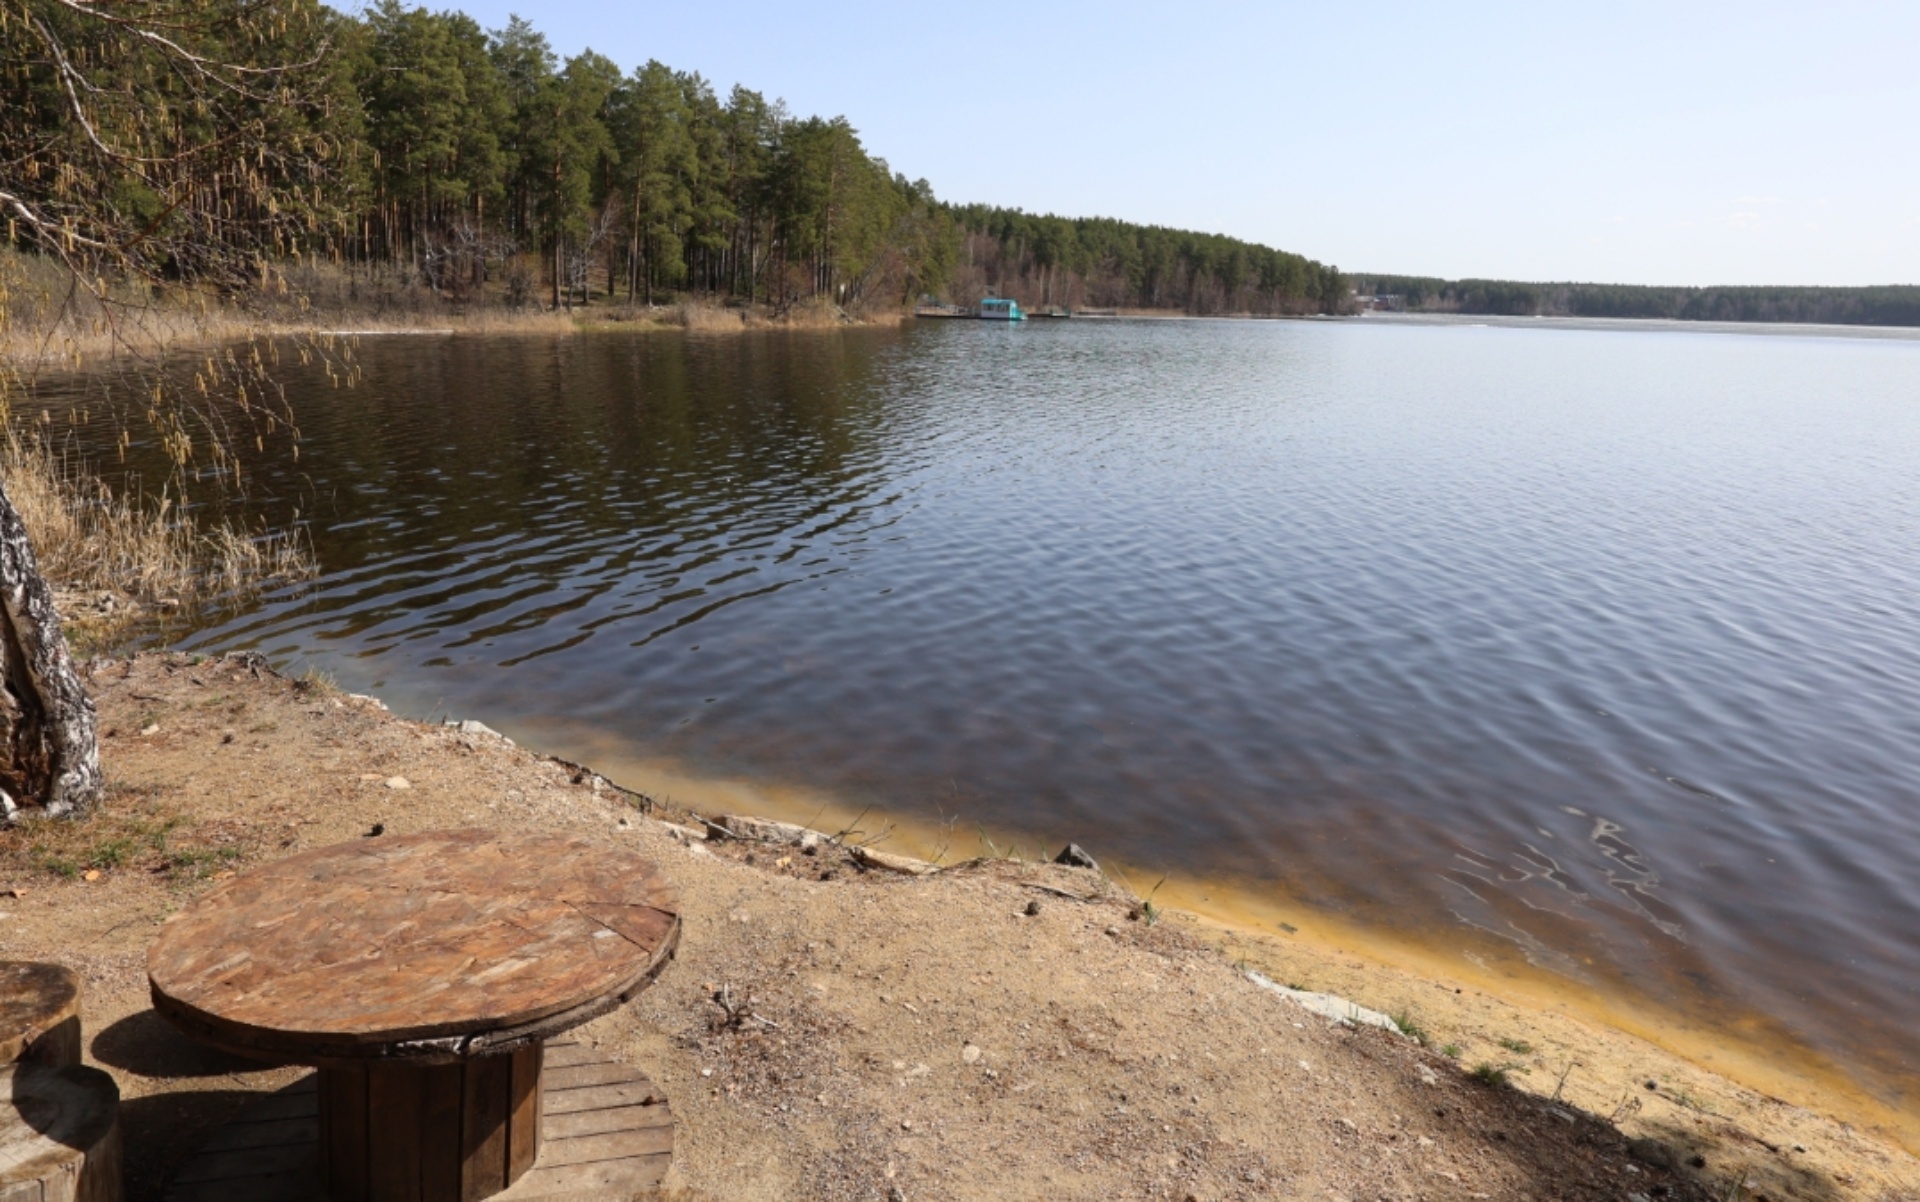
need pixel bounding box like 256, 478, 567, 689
162, 1043, 672, 1201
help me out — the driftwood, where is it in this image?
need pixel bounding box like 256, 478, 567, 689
0, 480, 101, 821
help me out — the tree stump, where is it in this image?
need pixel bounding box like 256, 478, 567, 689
0, 964, 81, 1068
0, 1061, 121, 1202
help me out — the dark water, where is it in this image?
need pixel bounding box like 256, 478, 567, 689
38, 316, 1920, 1115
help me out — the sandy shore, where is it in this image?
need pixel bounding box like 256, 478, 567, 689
1, 653, 1913, 1200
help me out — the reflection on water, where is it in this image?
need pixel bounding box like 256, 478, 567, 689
39, 316, 1920, 1124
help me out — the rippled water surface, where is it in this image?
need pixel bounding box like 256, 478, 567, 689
43, 316, 1920, 1115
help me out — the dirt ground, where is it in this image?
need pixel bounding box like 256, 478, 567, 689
2, 652, 1915, 1201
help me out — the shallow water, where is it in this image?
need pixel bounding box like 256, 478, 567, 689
38, 315, 1920, 1121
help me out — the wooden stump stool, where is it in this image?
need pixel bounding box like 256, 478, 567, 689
0, 964, 82, 1069
0, 1061, 122, 1202
148, 829, 680, 1202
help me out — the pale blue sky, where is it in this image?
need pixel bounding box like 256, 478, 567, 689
421, 1, 1919, 287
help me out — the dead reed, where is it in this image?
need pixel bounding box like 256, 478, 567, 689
1, 435, 314, 610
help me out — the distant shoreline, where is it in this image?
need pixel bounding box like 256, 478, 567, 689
1355, 309, 1920, 340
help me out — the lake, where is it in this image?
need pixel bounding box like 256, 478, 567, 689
37, 313, 1920, 1126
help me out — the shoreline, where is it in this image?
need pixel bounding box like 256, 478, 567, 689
562, 748, 1920, 1160
0, 298, 905, 366
0, 652, 1911, 1198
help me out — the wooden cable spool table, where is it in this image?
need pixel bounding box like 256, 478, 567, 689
146, 829, 679, 1202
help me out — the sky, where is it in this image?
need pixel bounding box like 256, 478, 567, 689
420, 1, 1920, 287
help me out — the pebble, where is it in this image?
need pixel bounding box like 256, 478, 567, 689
1024, 899, 1042, 917
1104, 926, 1120, 937
961, 1044, 982, 1064
385, 776, 411, 790
140, 724, 160, 736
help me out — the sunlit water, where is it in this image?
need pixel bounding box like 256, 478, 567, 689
32, 315, 1920, 1121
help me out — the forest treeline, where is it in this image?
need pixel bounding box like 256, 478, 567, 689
0, 0, 1344, 317
1350, 276, 1920, 328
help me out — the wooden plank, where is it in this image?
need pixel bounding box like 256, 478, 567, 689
538, 1043, 606, 1070
534, 1125, 674, 1169
171, 1141, 312, 1185
543, 1103, 671, 1141
0, 1181, 42, 1202
165, 1052, 672, 1202
146, 831, 681, 1064
542, 1062, 642, 1091
367, 1062, 424, 1202
0, 963, 81, 1068
201, 1116, 318, 1154
234, 1087, 319, 1125
320, 1066, 368, 1202
459, 1052, 509, 1201
498, 1152, 670, 1201
541, 1080, 664, 1117
506, 1044, 540, 1184
167, 1170, 322, 1202
419, 1062, 464, 1200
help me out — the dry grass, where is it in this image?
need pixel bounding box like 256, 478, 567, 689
1, 435, 314, 611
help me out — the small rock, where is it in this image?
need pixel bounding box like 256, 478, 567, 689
1023, 899, 1042, 917
82, 869, 100, 882
385, 776, 411, 790
1054, 843, 1099, 870
1417, 1065, 1439, 1086
1627, 1138, 1676, 1170
961, 1044, 982, 1064
699, 1068, 712, 1078
365, 823, 385, 838
900, 1119, 913, 1131
852, 845, 935, 875
1104, 925, 1120, 937
139, 724, 160, 736
888, 1188, 906, 1202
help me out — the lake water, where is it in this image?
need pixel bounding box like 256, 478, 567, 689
37, 315, 1920, 1126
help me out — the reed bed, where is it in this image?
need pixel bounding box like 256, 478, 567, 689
1, 435, 314, 613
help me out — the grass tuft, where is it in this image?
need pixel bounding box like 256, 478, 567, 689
1390, 1010, 1431, 1048
1468, 1061, 1527, 1088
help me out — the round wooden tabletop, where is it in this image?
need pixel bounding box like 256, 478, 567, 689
0, 962, 81, 1065
147, 829, 680, 1065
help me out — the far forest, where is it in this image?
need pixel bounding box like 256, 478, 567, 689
0, 0, 1346, 318
1349, 276, 1920, 328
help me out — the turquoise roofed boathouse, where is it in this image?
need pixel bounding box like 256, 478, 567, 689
978, 296, 1025, 321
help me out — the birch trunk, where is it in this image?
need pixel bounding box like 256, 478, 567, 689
0, 475, 101, 821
